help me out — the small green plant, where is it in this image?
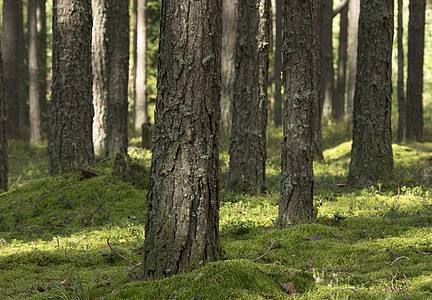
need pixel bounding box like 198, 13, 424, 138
41, 271, 99, 300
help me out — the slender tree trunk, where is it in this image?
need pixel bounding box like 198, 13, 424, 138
28, 0, 43, 145
332, 2, 347, 120
406, 0, 425, 142
220, 0, 237, 134
141, 0, 222, 280
132, 0, 138, 116
2, 0, 26, 135
92, 0, 108, 156
273, 0, 282, 127
106, 0, 129, 156
134, 0, 149, 129
397, 0, 406, 144
346, 0, 359, 128
321, 0, 334, 117
278, 0, 315, 227
36, 0, 48, 119
229, 0, 270, 194
348, 0, 394, 186
49, 0, 94, 175
0, 40, 7, 192
313, 0, 323, 160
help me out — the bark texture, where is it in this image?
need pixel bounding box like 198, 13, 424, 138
228, 0, 270, 194
278, 0, 315, 227
397, 0, 406, 144
321, 0, 333, 117
405, 0, 425, 142
220, 0, 238, 134
2, 0, 26, 135
92, 0, 129, 157
272, 0, 282, 127
134, 0, 149, 129
347, 0, 394, 186
49, 0, 94, 175
29, 0, 43, 145
346, 0, 359, 127
0, 40, 7, 192
333, 3, 347, 120
313, 0, 323, 160
141, 0, 222, 280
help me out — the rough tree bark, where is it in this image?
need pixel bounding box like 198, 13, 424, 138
2, 0, 27, 135
273, 0, 282, 127
347, 0, 394, 186
221, 0, 238, 134
0, 40, 7, 192
332, 2, 347, 120
49, 0, 94, 174
134, 0, 149, 129
228, 0, 270, 194
397, 0, 406, 144
92, 0, 129, 157
405, 0, 426, 142
346, 0, 359, 128
278, 0, 315, 227
29, 0, 43, 145
141, 0, 222, 280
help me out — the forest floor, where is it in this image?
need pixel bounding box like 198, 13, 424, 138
1, 124, 432, 299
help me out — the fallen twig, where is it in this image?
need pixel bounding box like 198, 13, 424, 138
81, 202, 105, 225
252, 239, 276, 262
389, 256, 410, 266
80, 169, 99, 178
107, 239, 140, 267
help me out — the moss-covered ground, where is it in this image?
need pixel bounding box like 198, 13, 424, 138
2, 123, 432, 299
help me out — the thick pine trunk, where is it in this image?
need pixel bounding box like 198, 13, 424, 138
0, 41, 7, 192
29, 0, 43, 145
405, 0, 425, 142
228, 0, 270, 194
347, 0, 394, 186
141, 0, 222, 280
397, 0, 406, 144
278, 0, 315, 227
49, 0, 94, 175
313, 0, 323, 161
134, 0, 149, 129
333, 3, 347, 120
2, 0, 26, 135
92, 0, 129, 157
346, 0, 359, 128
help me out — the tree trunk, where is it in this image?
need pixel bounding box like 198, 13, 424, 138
92, 0, 108, 156
92, 0, 129, 157
29, 0, 43, 145
0, 40, 7, 192
132, 0, 138, 115
49, 0, 94, 175
141, 0, 222, 280
2, 0, 27, 135
346, 0, 359, 128
273, 0, 282, 127
347, 0, 394, 187
405, 0, 425, 142
278, 0, 315, 227
228, 0, 270, 194
37, 0, 48, 120
134, 0, 149, 129
220, 0, 237, 134
313, 0, 323, 160
332, 2, 347, 120
397, 0, 406, 144
321, 0, 334, 118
